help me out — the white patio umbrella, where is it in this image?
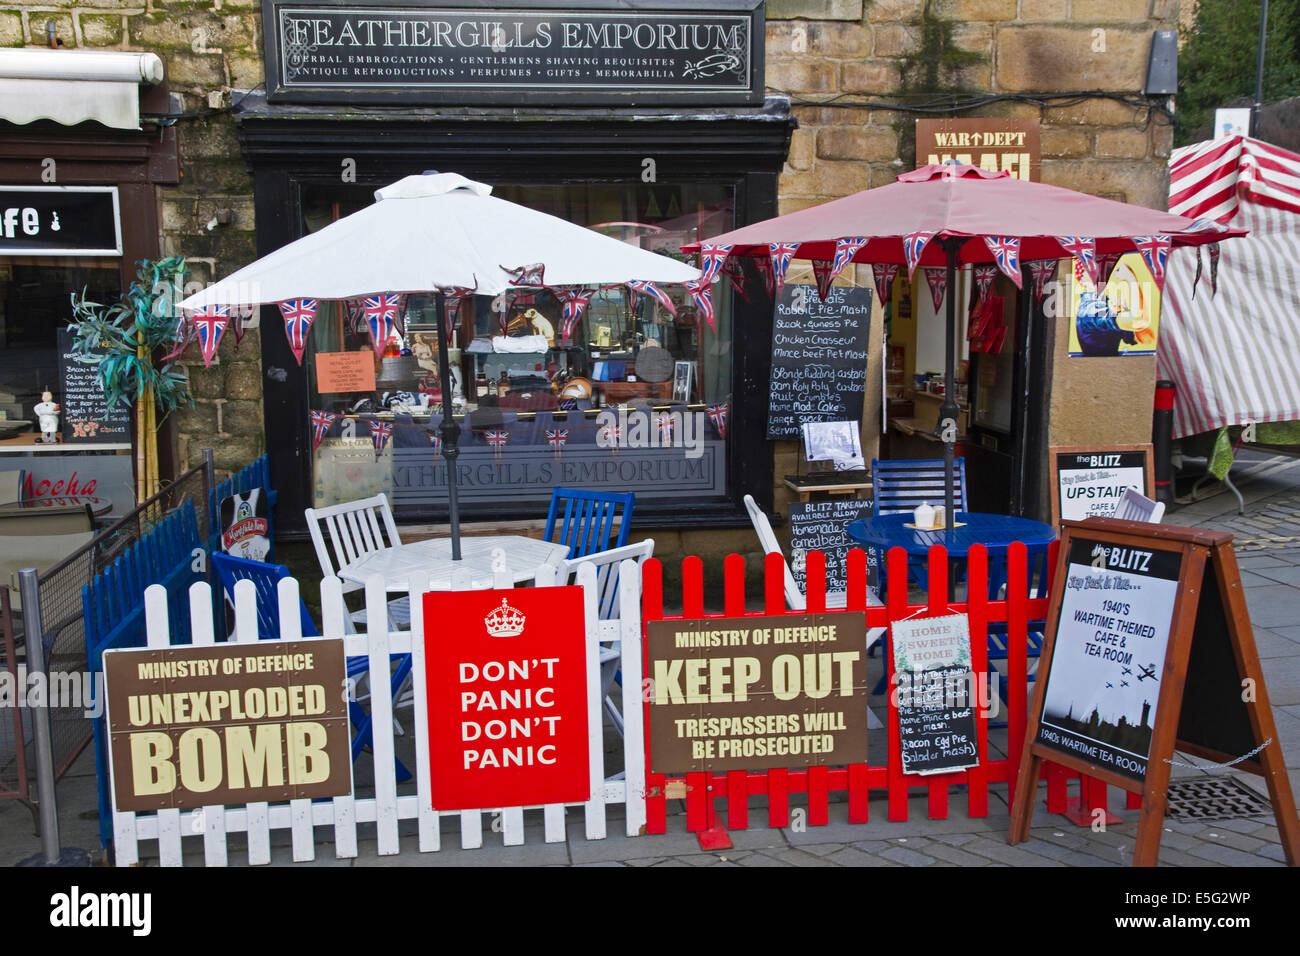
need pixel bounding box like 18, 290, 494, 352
178, 172, 701, 558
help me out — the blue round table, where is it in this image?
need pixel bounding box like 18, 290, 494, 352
846, 512, 1057, 558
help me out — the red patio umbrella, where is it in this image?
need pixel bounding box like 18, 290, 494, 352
683, 163, 1246, 523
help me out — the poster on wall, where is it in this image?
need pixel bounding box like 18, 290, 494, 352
1067, 254, 1161, 357
645, 612, 869, 774
1035, 535, 1181, 782
220, 488, 270, 561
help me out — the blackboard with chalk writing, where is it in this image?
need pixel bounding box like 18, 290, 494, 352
788, 498, 879, 596
890, 614, 981, 775
766, 284, 872, 440
58, 329, 131, 444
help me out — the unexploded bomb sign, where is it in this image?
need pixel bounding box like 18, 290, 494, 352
1036, 537, 1180, 782
103, 640, 352, 812
423, 587, 590, 810
646, 613, 869, 773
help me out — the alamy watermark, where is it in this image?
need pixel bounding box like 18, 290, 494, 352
0, 666, 103, 718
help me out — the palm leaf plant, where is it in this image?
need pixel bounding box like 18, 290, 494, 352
67, 257, 194, 503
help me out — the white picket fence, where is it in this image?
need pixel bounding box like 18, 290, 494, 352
109, 559, 647, 866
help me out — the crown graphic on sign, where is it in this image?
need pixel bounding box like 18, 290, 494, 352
484, 598, 526, 638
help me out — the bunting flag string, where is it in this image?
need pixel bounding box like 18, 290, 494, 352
755, 254, 777, 298
1094, 251, 1123, 290
278, 299, 318, 366
546, 427, 568, 457
697, 243, 734, 285
684, 277, 715, 332
369, 419, 394, 458
768, 242, 800, 296
501, 262, 546, 288
903, 231, 936, 279
363, 292, 405, 357
627, 280, 678, 317
1025, 260, 1057, 308
982, 235, 1023, 287
1190, 246, 1204, 300
1132, 234, 1171, 291
656, 413, 675, 447
228, 304, 255, 349
429, 431, 443, 457
1056, 236, 1098, 287
922, 266, 948, 311
811, 259, 836, 301
163, 310, 195, 361
826, 236, 869, 291
344, 297, 366, 336
871, 262, 900, 306
309, 410, 338, 451
485, 429, 510, 457
706, 400, 729, 440
192, 305, 231, 369
439, 281, 477, 344
557, 288, 593, 344
598, 422, 623, 454
972, 264, 997, 303
720, 255, 751, 301
1208, 242, 1221, 296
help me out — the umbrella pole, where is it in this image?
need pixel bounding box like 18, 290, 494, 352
938, 239, 961, 536
435, 292, 462, 561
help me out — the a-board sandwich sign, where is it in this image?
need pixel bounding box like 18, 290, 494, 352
788, 499, 879, 597
1008, 518, 1300, 866
102, 640, 353, 812
1048, 443, 1154, 525
890, 614, 980, 775
645, 612, 869, 773
220, 488, 270, 561
423, 587, 591, 810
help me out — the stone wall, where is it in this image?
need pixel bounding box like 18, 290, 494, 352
2, 0, 267, 475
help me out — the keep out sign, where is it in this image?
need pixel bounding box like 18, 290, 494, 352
102, 640, 352, 811
424, 586, 590, 811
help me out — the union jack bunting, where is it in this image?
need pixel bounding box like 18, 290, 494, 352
1056, 236, 1098, 286
755, 254, 777, 298
706, 401, 728, 440
768, 242, 800, 296
191, 305, 231, 369
1025, 260, 1057, 307
228, 304, 255, 349
828, 237, 869, 288
344, 297, 366, 336
546, 428, 568, 454
429, 432, 443, 456
973, 265, 997, 303
982, 236, 1023, 287
871, 262, 900, 306
278, 298, 318, 365
363, 293, 405, 357
903, 231, 936, 279
370, 420, 394, 458
1095, 251, 1124, 290
1132, 234, 1171, 290
922, 267, 948, 310
656, 413, 675, 445
598, 423, 623, 449
811, 259, 836, 302
557, 289, 593, 344
684, 277, 715, 332
163, 310, 194, 361
439, 282, 478, 343
627, 280, 678, 317
502, 263, 546, 288
720, 255, 750, 301
485, 429, 510, 451
1208, 242, 1221, 296
309, 410, 338, 451
697, 243, 734, 285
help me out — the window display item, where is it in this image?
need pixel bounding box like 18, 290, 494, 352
35, 391, 60, 443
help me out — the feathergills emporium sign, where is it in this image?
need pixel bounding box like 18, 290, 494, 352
263, 0, 763, 104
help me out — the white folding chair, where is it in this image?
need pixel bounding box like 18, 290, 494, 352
1112, 486, 1166, 523
557, 538, 655, 737
304, 493, 410, 631
744, 493, 848, 611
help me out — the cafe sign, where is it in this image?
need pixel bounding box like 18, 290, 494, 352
262, 0, 764, 105
0, 186, 121, 256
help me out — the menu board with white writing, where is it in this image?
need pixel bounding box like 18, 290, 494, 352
891, 614, 980, 775
1036, 536, 1181, 782
1049, 444, 1153, 525
788, 499, 879, 596
766, 284, 872, 440
57, 329, 131, 443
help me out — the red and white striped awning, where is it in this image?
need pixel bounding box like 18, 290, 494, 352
1169, 135, 1300, 224
1159, 136, 1300, 439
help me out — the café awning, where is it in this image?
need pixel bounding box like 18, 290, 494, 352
0, 48, 164, 130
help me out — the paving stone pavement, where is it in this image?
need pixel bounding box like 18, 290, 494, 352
4, 455, 1300, 870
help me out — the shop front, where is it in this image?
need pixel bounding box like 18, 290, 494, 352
243, 0, 794, 537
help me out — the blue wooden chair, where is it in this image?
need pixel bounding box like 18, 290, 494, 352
985, 544, 1051, 723
544, 487, 635, 559
209, 552, 412, 781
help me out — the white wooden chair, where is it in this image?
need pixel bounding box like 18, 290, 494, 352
557, 538, 655, 737
1112, 486, 1166, 523
304, 493, 410, 631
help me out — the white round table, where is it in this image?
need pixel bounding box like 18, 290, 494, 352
337, 534, 571, 592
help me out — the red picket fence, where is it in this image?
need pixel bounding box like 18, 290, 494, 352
641, 542, 1136, 835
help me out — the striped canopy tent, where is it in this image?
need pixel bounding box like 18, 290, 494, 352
1160, 136, 1300, 450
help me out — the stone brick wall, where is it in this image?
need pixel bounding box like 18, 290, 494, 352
2, 0, 267, 475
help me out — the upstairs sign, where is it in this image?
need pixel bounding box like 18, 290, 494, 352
263, 0, 764, 105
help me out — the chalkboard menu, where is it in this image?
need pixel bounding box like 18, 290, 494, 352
788, 498, 879, 596
891, 614, 980, 775
766, 284, 872, 440
57, 329, 131, 444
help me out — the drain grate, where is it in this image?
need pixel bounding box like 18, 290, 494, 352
1164, 777, 1273, 822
